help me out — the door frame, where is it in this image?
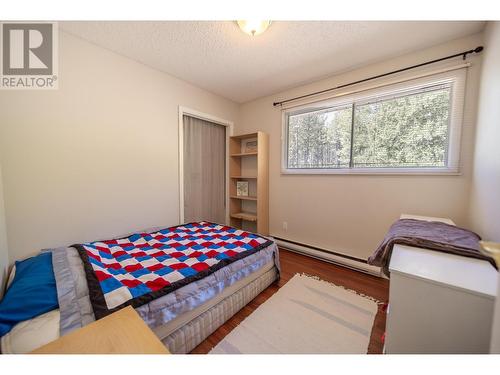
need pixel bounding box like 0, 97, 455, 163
178, 106, 234, 224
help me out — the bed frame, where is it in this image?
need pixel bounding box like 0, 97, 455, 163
162, 267, 278, 353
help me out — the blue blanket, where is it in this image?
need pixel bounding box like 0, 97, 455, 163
0, 252, 59, 337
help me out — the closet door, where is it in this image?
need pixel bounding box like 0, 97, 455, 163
183, 115, 226, 224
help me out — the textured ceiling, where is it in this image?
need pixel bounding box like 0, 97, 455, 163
61, 21, 485, 103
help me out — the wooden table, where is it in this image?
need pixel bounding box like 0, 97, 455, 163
32, 306, 170, 354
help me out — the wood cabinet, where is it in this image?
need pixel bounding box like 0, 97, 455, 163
32, 306, 170, 354
229, 131, 269, 235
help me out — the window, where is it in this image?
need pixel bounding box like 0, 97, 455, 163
282, 69, 465, 174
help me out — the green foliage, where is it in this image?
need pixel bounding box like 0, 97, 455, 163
287, 87, 451, 169
288, 107, 352, 168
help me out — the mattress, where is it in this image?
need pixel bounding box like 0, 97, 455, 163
163, 266, 278, 353
1, 238, 279, 354
154, 258, 275, 340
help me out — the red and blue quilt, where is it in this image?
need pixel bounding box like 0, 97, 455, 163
75, 221, 273, 319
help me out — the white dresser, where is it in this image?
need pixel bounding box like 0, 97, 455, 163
385, 215, 498, 354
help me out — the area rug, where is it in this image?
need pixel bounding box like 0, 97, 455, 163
209, 273, 380, 354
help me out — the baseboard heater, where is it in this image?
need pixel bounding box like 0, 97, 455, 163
273, 236, 381, 277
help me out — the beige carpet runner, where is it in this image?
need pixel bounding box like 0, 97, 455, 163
210, 273, 379, 354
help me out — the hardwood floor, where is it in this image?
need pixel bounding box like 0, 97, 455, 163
191, 249, 390, 354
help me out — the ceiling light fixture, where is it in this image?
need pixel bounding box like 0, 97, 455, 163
237, 20, 271, 36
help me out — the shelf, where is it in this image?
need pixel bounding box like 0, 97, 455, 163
230, 212, 258, 222
230, 152, 258, 157
229, 131, 268, 235
230, 133, 258, 140
230, 195, 257, 201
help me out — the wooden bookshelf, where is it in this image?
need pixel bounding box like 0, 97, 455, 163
229, 131, 269, 235
230, 212, 258, 222
230, 152, 258, 157
230, 195, 257, 201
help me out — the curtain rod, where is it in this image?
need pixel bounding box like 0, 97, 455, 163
279, 63, 470, 111
272, 46, 484, 107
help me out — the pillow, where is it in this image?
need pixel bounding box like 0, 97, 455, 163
0, 252, 58, 337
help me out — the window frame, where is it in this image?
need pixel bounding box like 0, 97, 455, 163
281, 69, 466, 175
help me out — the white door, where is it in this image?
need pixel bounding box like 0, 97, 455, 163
182, 114, 226, 224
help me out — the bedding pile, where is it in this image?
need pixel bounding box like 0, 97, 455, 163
1, 221, 279, 353
75, 221, 273, 318
368, 218, 495, 276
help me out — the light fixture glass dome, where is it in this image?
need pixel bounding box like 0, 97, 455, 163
237, 20, 271, 36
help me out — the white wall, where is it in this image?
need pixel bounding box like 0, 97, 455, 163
468, 23, 500, 243
467, 21, 500, 354
237, 33, 483, 260
0, 31, 239, 262
0, 164, 9, 297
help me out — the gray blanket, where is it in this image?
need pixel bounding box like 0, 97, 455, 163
368, 219, 495, 276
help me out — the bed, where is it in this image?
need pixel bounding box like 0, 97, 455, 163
0, 221, 280, 354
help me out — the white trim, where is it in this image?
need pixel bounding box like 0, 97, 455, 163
281, 67, 467, 176
275, 238, 382, 277
281, 168, 462, 176
178, 106, 234, 224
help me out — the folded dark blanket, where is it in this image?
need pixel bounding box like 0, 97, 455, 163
368, 219, 495, 276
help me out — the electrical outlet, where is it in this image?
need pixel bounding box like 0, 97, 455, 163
282, 221, 288, 231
